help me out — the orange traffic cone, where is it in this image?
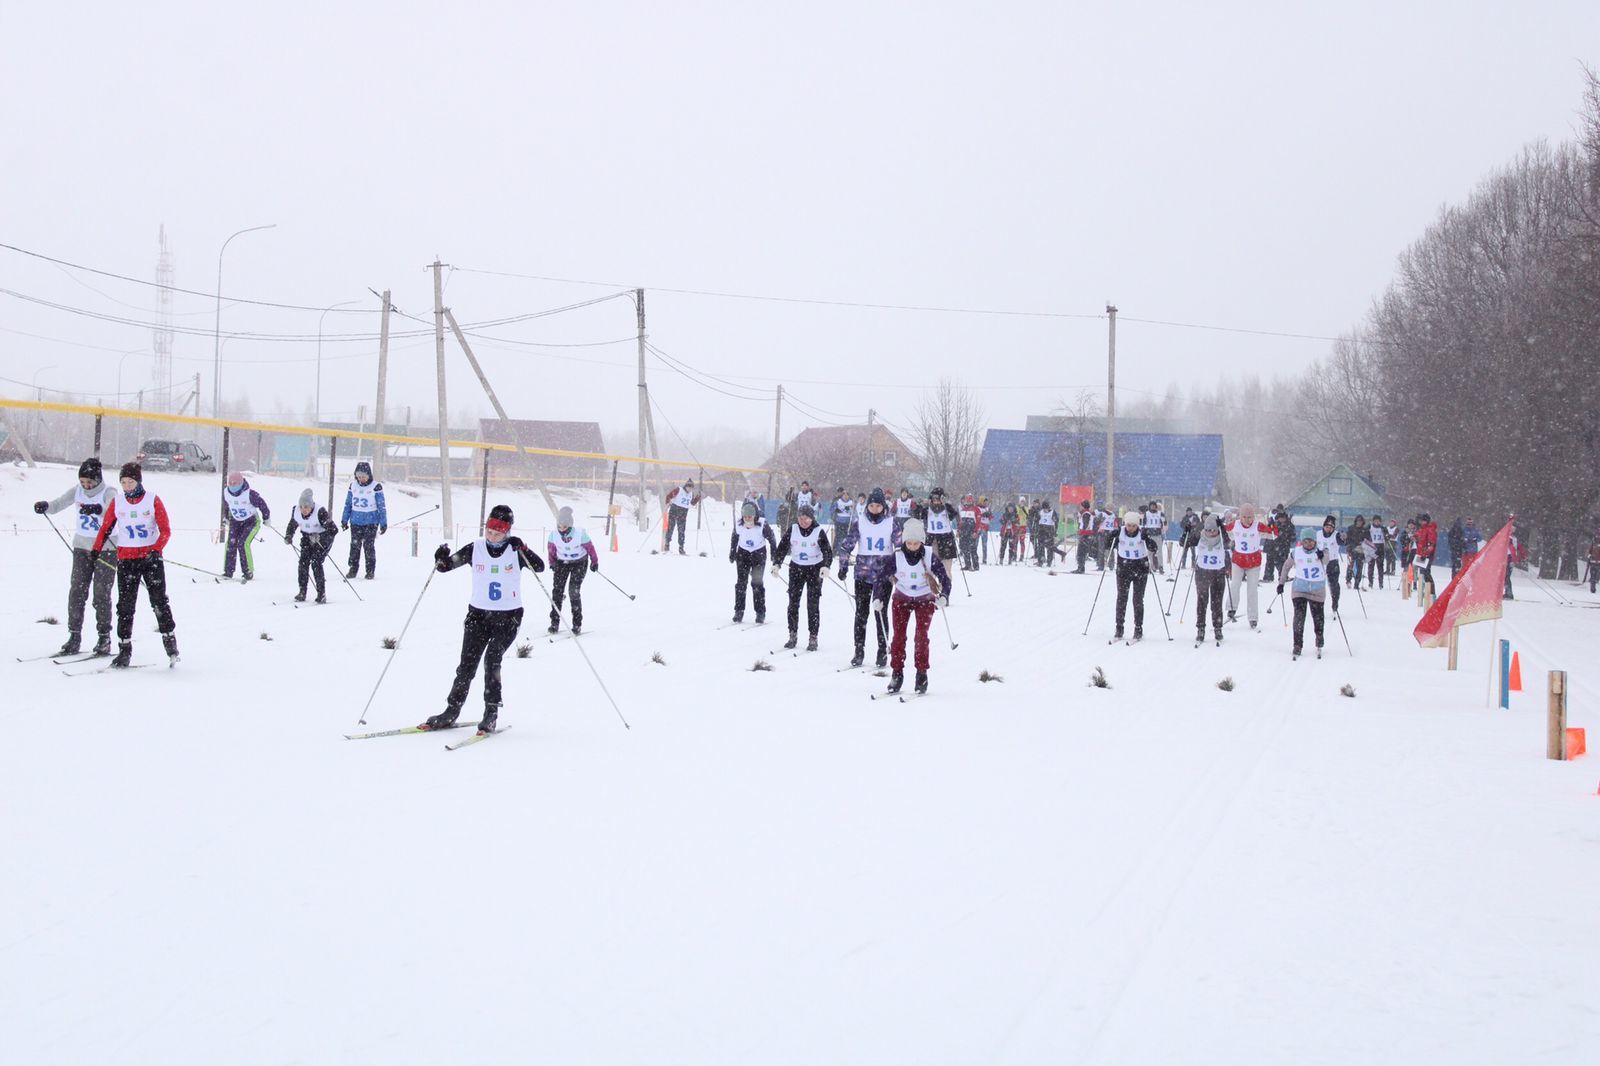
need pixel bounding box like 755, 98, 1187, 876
1509, 652, 1523, 693
610, 524, 620, 553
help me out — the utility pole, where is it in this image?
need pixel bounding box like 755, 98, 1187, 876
433, 260, 453, 534
768, 384, 783, 499
372, 289, 392, 482
1105, 303, 1117, 510
867, 407, 876, 479
635, 288, 649, 530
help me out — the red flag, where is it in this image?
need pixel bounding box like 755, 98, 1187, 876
1413, 519, 1514, 648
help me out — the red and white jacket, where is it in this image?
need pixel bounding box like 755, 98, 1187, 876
1225, 517, 1276, 569
93, 490, 172, 560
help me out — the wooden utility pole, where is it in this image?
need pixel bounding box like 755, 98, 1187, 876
1106, 303, 1117, 510
635, 288, 649, 529
372, 289, 392, 482
768, 384, 783, 498
432, 261, 453, 534
443, 308, 559, 518
1547, 670, 1567, 760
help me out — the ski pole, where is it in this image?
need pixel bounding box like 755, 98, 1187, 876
936, 599, 959, 651
827, 571, 857, 606
596, 569, 636, 601
958, 556, 973, 597
1082, 561, 1110, 635
384, 504, 440, 532
1353, 581, 1368, 619
41, 511, 120, 574
1332, 599, 1353, 655
356, 568, 435, 725
161, 557, 226, 581
1175, 564, 1196, 622
1147, 566, 1175, 641
532, 571, 630, 730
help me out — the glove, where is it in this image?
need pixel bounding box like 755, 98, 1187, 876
729, 553, 736, 564
33, 501, 48, 514
434, 544, 450, 564
81, 503, 103, 516
589, 560, 598, 573
1275, 583, 1284, 595
379, 524, 387, 535
530, 554, 545, 573
285, 533, 294, 545
507, 535, 525, 551
938, 594, 949, 609
771, 564, 781, 576
340, 522, 348, 533
148, 549, 162, 561
837, 563, 848, 581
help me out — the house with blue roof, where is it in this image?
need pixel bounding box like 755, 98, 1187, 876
975, 429, 1228, 515
1286, 464, 1393, 528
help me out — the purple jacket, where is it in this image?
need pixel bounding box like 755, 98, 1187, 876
225, 480, 271, 524
836, 517, 901, 586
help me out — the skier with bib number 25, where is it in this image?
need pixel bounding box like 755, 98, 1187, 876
424, 503, 546, 735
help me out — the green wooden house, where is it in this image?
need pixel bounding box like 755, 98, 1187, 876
1287, 464, 1393, 529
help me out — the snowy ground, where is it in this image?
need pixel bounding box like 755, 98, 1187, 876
1, 463, 1597, 1065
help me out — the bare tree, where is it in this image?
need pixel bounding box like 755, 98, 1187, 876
907, 378, 986, 492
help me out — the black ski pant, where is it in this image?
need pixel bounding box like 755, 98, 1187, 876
68, 548, 117, 641
1114, 560, 1149, 633
297, 534, 334, 596
664, 505, 689, 551
852, 574, 891, 653
1292, 597, 1326, 651
958, 530, 979, 571
114, 552, 175, 643
550, 559, 588, 628
445, 606, 522, 714
1194, 567, 1227, 637
786, 562, 824, 636
1325, 560, 1342, 614
1367, 552, 1385, 589
1587, 561, 1598, 594
734, 548, 767, 618
1075, 535, 1099, 571
1034, 527, 1055, 566
347, 524, 378, 577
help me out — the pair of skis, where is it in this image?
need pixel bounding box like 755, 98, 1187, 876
344, 721, 511, 750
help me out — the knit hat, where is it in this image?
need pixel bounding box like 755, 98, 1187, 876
902, 518, 926, 543
487, 504, 514, 533
931, 487, 944, 498
119, 461, 142, 483
354, 461, 373, 482
557, 506, 574, 528
742, 501, 758, 518
1122, 509, 1140, 524
867, 487, 887, 508
227, 470, 245, 487
797, 504, 815, 522
298, 488, 315, 509
1202, 513, 1220, 533
78, 457, 102, 481
1301, 528, 1318, 543
1324, 514, 1337, 526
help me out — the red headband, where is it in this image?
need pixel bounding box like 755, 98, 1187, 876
485, 517, 512, 533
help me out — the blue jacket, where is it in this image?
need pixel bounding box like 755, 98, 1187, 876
341, 481, 387, 527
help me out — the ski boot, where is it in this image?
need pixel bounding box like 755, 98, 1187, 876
875, 647, 888, 669
56, 633, 82, 657
1214, 629, 1224, 644
92, 633, 112, 657
1113, 628, 1124, 641
1133, 627, 1144, 641
732, 612, 744, 624
162, 633, 180, 666
886, 671, 904, 694
422, 709, 460, 731
850, 645, 865, 668
783, 632, 798, 650
346, 566, 358, 580
755, 611, 765, 625
914, 671, 928, 694
314, 594, 327, 605
548, 621, 560, 634
294, 590, 307, 603
110, 642, 133, 669
806, 635, 818, 652
478, 704, 500, 734
241, 571, 253, 584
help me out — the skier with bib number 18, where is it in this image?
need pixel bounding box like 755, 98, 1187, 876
423, 504, 546, 736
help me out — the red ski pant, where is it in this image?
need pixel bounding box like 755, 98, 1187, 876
890, 594, 936, 672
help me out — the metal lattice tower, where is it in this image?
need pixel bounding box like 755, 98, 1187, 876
153, 226, 175, 409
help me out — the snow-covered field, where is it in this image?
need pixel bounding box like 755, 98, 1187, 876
1, 463, 1596, 1065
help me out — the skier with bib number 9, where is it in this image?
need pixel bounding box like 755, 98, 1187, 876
424, 503, 546, 735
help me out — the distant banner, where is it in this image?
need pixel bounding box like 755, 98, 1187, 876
1060, 483, 1094, 507
1413, 519, 1513, 648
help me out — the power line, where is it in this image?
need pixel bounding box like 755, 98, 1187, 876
780, 394, 855, 428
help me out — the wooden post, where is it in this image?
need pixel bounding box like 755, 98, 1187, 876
604, 460, 618, 538
1547, 670, 1567, 760
218, 426, 231, 535
93, 413, 103, 458
327, 436, 338, 513
1447, 624, 1459, 671
478, 449, 490, 535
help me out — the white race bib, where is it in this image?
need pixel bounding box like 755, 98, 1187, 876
469, 539, 523, 611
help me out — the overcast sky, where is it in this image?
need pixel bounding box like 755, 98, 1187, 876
4, 2, 1597, 465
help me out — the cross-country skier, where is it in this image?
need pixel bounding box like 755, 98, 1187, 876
796, 481, 816, 511
663, 479, 699, 554
885, 517, 950, 695
1318, 514, 1346, 616
729, 500, 777, 623
423, 503, 546, 735
1192, 513, 1231, 645
91, 461, 179, 667
893, 488, 915, 534
1224, 504, 1273, 629
1142, 502, 1166, 573
773, 503, 833, 651
547, 505, 597, 635
999, 499, 1021, 565
1073, 499, 1099, 573
1264, 504, 1294, 583
1106, 509, 1152, 641
1034, 499, 1058, 566
833, 487, 854, 541
1585, 535, 1600, 594
957, 493, 981, 572
1277, 528, 1328, 659
221, 470, 271, 583
341, 461, 386, 579
284, 488, 338, 603
1176, 507, 1200, 573
33, 457, 118, 657
977, 496, 993, 565
924, 488, 960, 567
836, 487, 897, 668
1346, 515, 1371, 590
1367, 514, 1388, 589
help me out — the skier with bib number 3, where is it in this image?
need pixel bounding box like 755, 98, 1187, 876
423, 504, 546, 735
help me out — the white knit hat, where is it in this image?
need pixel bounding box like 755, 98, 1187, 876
901, 518, 926, 543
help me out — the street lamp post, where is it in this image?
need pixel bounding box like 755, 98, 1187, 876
315, 300, 363, 429
211, 223, 276, 450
